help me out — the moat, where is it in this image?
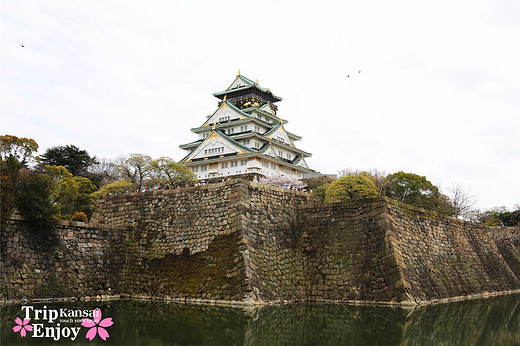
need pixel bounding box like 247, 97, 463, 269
2, 294, 520, 345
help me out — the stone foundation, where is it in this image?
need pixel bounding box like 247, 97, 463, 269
2, 179, 519, 305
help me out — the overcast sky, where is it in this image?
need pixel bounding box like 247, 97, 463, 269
1, 0, 519, 210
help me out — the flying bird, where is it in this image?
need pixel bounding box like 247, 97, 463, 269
21, 44, 25, 47
347, 75, 350, 77
358, 71, 361, 73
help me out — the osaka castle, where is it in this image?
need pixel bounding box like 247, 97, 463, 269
179, 72, 313, 181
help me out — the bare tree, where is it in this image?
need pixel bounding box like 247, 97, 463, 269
446, 183, 477, 219
87, 158, 117, 187
114, 154, 153, 191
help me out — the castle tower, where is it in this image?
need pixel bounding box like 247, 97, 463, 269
179, 72, 313, 181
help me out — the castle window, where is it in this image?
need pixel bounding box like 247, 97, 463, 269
221, 162, 229, 168
219, 116, 230, 122
240, 160, 247, 166
262, 161, 269, 168
201, 165, 208, 172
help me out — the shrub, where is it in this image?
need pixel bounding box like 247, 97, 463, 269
15, 169, 59, 229
324, 174, 378, 204
93, 179, 137, 197
71, 211, 88, 222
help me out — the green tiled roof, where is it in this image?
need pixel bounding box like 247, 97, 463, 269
236, 74, 255, 86
179, 128, 256, 163
262, 123, 301, 141
263, 122, 282, 137
214, 128, 256, 153
286, 130, 301, 140
179, 139, 203, 149
226, 101, 253, 118
292, 154, 303, 164
213, 74, 283, 101
200, 100, 252, 128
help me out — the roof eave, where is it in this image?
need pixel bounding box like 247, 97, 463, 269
213, 85, 283, 101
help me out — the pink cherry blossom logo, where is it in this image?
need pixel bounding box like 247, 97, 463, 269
13, 317, 33, 337
81, 308, 114, 341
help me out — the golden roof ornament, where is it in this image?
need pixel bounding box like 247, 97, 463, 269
223, 95, 227, 101
212, 123, 216, 130
237, 68, 240, 76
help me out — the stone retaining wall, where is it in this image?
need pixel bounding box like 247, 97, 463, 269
1, 217, 126, 301
237, 182, 317, 301
296, 200, 404, 303
93, 180, 249, 301
293, 198, 520, 304
90, 180, 318, 302
384, 200, 520, 303
2, 179, 519, 305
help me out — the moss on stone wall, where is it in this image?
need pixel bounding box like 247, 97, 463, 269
146, 232, 245, 300
1, 219, 126, 301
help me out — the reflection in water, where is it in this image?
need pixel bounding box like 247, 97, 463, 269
2, 295, 519, 345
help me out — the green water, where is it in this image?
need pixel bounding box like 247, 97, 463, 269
2, 294, 520, 345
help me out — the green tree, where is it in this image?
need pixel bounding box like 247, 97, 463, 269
338, 168, 388, 196
148, 157, 197, 188
93, 179, 137, 198
474, 206, 520, 227
499, 208, 520, 227
39, 144, 97, 177
115, 154, 152, 191
303, 175, 336, 202
15, 169, 59, 229
384, 171, 453, 215
0, 135, 39, 226
324, 174, 378, 204
43, 165, 97, 220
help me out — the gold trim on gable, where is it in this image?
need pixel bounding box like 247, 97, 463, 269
208, 132, 219, 141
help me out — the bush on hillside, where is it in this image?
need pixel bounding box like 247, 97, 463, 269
324, 174, 378, 204
71, 211, 88, 222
